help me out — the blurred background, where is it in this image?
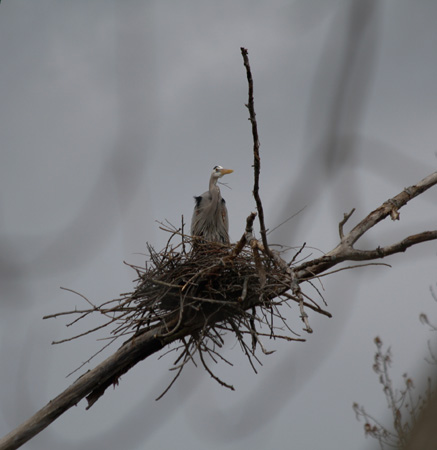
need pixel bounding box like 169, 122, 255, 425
0, 1, 436, 449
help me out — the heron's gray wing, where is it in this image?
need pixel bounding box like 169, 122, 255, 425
220, 198, 229, 237
191, 192, 211, 237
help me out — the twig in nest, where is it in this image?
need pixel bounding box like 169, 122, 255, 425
290, 270, 312, 333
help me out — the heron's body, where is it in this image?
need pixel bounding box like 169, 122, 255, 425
191, 166, 233, 244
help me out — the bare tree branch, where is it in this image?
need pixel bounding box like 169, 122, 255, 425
295, 171, 437, 280
240, 47, 272, 257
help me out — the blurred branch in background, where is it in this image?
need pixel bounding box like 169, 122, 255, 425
271, 0, 381, 246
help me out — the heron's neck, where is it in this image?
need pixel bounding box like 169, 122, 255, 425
209, 176, 219, 196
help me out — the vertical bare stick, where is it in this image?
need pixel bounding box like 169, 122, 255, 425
240, 47, 272, 257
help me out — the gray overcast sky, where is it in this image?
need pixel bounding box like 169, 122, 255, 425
1, 1, 436, 449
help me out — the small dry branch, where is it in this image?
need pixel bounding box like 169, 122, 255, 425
241, 47, 271, 257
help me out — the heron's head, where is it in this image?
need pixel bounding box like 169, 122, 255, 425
212, 165, 233, 179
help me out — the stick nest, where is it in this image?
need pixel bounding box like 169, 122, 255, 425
51, 222, 329, 394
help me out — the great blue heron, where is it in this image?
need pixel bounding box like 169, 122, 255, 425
191, 165, 233, 244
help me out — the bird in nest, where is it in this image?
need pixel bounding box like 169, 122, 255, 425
191, 165, 233, 244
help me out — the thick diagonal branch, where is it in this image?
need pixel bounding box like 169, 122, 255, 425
0, 319, 199, 450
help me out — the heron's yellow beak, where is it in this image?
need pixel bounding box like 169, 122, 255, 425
220, 168, 233, 175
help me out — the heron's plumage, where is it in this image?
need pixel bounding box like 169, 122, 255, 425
191, 166, 232, 244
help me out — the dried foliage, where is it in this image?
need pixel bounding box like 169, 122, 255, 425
354, 329, 437, 449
